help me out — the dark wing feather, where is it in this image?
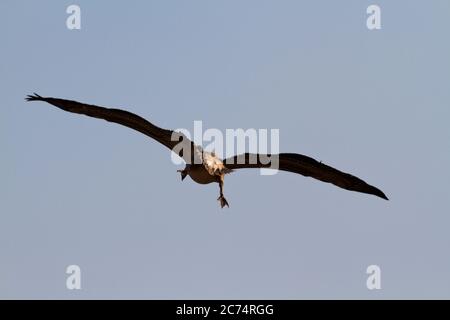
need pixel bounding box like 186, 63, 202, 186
25, 93, 196, 162
224, 153, 388, 200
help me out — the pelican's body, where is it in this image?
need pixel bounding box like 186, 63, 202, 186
185, 165, 218, 184
178, 150, 232, 207
25, 93, 388, 208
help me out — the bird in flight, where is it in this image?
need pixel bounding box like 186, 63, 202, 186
25, 93, 388, 208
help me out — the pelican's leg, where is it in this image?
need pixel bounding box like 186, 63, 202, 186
177, 168, 187, 181
177, 165, 189, 181
217, 175, 229, 208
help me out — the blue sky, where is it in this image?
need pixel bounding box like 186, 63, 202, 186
1, 1, 450, 298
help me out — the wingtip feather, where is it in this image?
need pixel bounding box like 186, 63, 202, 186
25, 93, 44, 102
373, 188, 389, 201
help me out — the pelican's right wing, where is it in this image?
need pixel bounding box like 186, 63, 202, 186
224, 153, 388, 200
25, 93, 196, 162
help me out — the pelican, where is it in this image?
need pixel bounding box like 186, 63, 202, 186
25, 93, 388, 208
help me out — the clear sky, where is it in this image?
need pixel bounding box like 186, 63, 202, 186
1, 1, 450, 299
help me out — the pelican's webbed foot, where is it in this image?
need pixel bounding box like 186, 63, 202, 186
217, 195, 229, 208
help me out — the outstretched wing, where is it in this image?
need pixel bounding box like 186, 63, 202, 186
25, 93, 196, 163
223, 153, 388, 200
